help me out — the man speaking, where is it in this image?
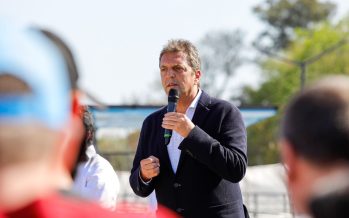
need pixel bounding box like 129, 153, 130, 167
129, 39, 248, 218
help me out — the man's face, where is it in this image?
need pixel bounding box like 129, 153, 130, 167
160, 52, 200, 97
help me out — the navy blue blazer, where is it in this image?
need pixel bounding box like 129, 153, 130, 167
129, 91, 247, 218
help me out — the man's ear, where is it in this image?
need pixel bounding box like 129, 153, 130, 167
67, 114, 84, 163
195, 70, 201, 85
63, 91, 83, 171
54, 91, 83, 173
50, 107, 84, 185
71, 90, 81, 117
280, 139, 298, 183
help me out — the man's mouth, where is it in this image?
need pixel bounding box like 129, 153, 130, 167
167, 83, 178, 88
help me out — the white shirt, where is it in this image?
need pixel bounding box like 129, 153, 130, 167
72, 145, 120, 210
167, 89, 202, 173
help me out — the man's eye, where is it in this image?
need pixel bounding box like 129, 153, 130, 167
174, 66, 183, 71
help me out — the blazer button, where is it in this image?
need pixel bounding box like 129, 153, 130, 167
176, 208, 184, 213
173, 182, 181, 188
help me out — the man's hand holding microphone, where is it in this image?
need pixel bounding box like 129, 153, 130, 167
139, 88, 194, 182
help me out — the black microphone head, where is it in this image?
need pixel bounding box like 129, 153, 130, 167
168, 88, 179, 102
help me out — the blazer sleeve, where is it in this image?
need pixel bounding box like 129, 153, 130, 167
129, 118, 155, 197
179, 104, 247, 183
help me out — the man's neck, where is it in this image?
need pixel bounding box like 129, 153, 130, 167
0, 163, 56, 212
177, 88, 199, 113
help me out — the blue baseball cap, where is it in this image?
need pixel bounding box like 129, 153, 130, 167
0, 20, 71, 129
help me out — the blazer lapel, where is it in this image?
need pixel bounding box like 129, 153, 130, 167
190, 91, 211, 129
158, 108, 174, 174
175, 91, 211, 175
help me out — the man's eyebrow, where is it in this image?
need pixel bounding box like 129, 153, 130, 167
173, 64, 185, 68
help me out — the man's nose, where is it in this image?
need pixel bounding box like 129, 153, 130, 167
168, 69, 175, 78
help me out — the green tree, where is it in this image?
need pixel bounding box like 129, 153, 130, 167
241, 18, 349, 165
254, 0, 336, 50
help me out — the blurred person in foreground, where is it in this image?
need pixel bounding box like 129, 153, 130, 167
280, 75, 349, 218
38, 27, 176, 218
72, 105, 120, 210
39, 29, 119, 209
0, 21, 176, 218
37, 28, 83, 194
129, 39, 248, 218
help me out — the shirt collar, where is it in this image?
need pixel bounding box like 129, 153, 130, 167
188, 89, 202, 109
86, 144, 97, 158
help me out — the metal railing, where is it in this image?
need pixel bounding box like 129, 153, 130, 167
116, 172, 294, 218
243, 192, 293, 218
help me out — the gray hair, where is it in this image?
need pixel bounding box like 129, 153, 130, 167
159, 39, 201, 72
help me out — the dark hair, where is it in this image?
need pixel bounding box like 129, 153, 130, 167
76, 105, 95, 162
39, 29, 79, 90
281, 76, 349, 165
80, 105, 95, 146
71, 105, 95, 178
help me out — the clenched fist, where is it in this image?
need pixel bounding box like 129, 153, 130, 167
140, 155, 160, 182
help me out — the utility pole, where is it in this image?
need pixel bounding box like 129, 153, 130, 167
256, 38, 347, 90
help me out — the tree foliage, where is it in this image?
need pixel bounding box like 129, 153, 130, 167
253, 0, 336, 50
242, 17, 349, 165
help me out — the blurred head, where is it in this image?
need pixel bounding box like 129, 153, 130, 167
280, 75, 349, 214
0, 21, 72, 167
37, 28, 87, 184
159, 39, 201, 97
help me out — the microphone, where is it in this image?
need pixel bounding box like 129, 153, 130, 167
164, 88, 179, 145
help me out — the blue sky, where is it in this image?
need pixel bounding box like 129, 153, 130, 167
1, 0, 348, 104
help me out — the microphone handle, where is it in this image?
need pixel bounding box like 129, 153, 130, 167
164, 129, 172, 145
167, 101, 176, 112
164, 101, 177, 145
